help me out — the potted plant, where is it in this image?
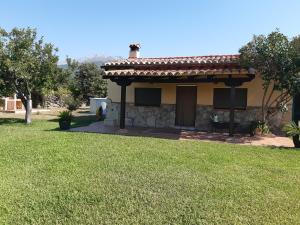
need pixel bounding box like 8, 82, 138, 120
283, 121, 300, 148
250, 120, 270, 136
58, 110, 73, 130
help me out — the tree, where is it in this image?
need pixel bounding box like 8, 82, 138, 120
239, 30, 300, 124
68, 60, 107, 104
0, 27, 60, 124
291, 35, 300, 69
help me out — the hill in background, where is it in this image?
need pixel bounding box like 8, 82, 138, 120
59, 55, 123, 69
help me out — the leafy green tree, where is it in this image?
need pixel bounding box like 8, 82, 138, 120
291, 35, 300, 69
68, 60, 107, 104
32, 63, 70, 108
0, 27, 60, 124
239, 30, 300, 124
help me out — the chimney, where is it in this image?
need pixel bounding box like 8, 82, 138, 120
129, 43, 141, 59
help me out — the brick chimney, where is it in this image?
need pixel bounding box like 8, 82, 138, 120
129, 43, 140, 59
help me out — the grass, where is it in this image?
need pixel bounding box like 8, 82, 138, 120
0, 117, 300, 224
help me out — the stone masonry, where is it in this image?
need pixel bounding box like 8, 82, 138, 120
104, 102, 290, 132
104, 102, 175, 128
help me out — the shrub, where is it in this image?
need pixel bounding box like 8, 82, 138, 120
283, 121, 300, 148
64, 96, 81, 111
58, 110, 73, 130
67, 100, 80, 111
250, 121, 270, 136
283, 121, 300, 137
58, 110, 73, 122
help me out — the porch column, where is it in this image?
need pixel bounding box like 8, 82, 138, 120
229, 85, 236, 137
115, 79, 131, 129
120, 84, 126, 129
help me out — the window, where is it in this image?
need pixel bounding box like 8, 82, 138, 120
213, 88, 247, 109
135, 88, 161, 106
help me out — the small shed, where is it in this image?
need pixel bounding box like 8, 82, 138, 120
1, 94, 25, 112
90, 98, 108, 115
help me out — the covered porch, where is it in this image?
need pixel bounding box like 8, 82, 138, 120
104, 73, 255, 136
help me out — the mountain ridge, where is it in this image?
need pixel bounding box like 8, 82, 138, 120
59, 55, 123, 69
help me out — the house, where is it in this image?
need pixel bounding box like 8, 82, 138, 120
102, 44, 291, 136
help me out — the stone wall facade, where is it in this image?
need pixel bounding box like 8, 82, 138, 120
104, 102, 175, 128
195, 105, 262, 131
104, 102, 289, 132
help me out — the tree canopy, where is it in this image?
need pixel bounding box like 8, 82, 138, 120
68, 59, 107, 104
239, 30, 300, 123
0, 27, 60, 123
291, 35, 300, 70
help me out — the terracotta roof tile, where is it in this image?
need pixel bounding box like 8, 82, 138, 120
104, 68, 253, 77
104, 54, 240, 67
102, 54, 255, 77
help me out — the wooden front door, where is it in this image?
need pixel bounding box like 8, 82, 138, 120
175, 86, 197, 127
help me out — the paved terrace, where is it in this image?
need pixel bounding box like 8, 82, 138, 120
70, 121, 293, 148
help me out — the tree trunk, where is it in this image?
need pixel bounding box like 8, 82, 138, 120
25, 96, 32, 124
261, 86, 269, 123
261, 105, 266, 123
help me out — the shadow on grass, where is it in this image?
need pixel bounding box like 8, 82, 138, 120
268, 145, 296, 150
2, 115, 293, 150
47, 115, 98, 131
76, 110, 92, 114
0, 118, 25, 125
65, 123, 297, 150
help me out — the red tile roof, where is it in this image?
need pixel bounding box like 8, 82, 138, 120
104, 68, 251, 77
102, 54, 255, 77
104, 54, 240, 67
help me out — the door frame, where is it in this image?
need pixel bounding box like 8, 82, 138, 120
175, 85, 197, 127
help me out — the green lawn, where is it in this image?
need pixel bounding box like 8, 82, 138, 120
0, 117, 300, 225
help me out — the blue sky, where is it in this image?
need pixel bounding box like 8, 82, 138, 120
1, 0, 300, 62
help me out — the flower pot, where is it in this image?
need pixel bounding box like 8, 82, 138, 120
254, 128, 262, 136
59, 120, 71, 130
293, 135, 300, 148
